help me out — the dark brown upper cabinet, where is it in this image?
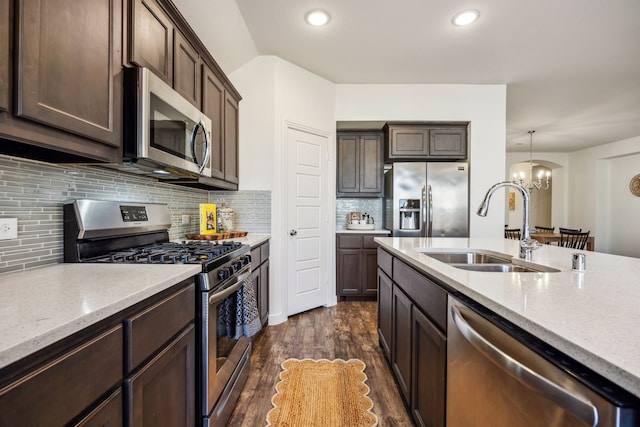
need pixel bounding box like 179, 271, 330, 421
202, 64, 225, 180
13, 0, 122, 151
223, 93, 239, 185
383, 122, 468, 162
337, 131, 383, 197
129, 0, 174, 84
0, 0, 9, 112
173, 29, 201, 108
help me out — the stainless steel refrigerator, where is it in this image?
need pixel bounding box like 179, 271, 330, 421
384, 162, 469, 237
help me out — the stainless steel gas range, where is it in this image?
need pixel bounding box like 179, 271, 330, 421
63, 199, 259, 427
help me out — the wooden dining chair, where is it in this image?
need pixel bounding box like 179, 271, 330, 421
559, 227, 581, 233
534, 225, 555, 233
504, 228, 521, 240
558, 230, 590, 250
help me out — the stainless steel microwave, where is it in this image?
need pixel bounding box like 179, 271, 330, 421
122, 67, 212, 178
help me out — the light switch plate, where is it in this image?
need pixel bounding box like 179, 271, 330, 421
0, 218, 18, 240
181, 215, 190, 225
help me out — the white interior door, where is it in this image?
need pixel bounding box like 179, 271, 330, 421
286, 126, 328, 316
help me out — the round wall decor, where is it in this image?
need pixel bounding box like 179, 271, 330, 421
630, 174, 640, 197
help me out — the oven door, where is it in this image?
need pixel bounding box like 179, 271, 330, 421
200, 267, 251, 420
125, 67, 212, 177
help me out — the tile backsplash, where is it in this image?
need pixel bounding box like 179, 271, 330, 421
0, 155, 270, 274
336, 198, 384, 229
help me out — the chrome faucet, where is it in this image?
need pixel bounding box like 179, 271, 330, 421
477, 181, 541, 260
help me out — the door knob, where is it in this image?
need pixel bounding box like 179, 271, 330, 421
289, 229, 297, 236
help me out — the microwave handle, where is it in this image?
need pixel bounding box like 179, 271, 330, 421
190, 120, 211, 174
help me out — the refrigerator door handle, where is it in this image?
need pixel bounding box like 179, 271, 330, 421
421, 184, 427, 237
427, 184, 433, 237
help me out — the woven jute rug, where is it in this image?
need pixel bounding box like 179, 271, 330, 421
266, 358, 378, 427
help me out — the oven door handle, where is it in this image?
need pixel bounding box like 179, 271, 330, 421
208, 269, 250, 305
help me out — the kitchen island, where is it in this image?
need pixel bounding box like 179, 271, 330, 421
375, 236, 640, 399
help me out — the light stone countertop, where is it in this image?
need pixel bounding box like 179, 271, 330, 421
375, 237, 640, 398
336, 229, 391, 234
0, 235, 271, 371
0, 263, 201, 370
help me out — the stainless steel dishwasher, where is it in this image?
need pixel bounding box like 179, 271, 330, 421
447, 297, 640, 427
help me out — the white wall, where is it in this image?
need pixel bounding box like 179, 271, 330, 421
230, 56, 336, 325
507, 138, 640, 256
569, 136, 640, 256
336, 84, 507, 237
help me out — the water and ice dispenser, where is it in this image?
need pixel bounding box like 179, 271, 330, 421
399, 199, 420, 230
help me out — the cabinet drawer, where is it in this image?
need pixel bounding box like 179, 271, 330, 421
363, 235, 379, 249
260, 241, 270, 264
393, 258, 447, 331
125, 284, 195, 372
251, 246, 260, 265
378, 248, 393, 277
337, 234, 363, 249
0, 325, 123, 427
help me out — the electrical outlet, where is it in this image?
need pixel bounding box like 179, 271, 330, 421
0, 218, 18, 240
181, 215, 190, 225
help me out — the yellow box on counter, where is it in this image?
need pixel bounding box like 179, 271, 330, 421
199, 203, 217, 234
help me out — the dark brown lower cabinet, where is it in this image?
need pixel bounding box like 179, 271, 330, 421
378, 248, 447, 427
0, 326, 123, 426
412, 306, 446, 427
250, 240, 270, 326
336, 233, 381, 298
126, 325, 195, 427
0, 280, 196, 427
391, 284, 413, 404
377, 269, 393, 361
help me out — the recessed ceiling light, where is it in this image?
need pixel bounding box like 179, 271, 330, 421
452, 10, 479, 26
305, 9, 331, 26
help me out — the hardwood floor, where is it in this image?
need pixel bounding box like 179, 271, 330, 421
227, 300, 414, 426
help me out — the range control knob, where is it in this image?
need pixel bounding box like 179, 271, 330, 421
218, 268, 229, 280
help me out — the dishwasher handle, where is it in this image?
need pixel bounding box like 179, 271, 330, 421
451, 304, 598, 427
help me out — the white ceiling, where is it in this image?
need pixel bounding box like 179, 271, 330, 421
175, 0, 640, 153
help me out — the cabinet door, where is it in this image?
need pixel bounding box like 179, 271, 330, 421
336, 249, 363, 296
363, 249, 379, 296
412, 307, 446, 427
0, 0, 9, 112
259, 260, 270, 326
74, 388, 123, 427
129, 0, 173, 84
336, 133, 359, 195
173, 30, 200, 108
359, 134, 383, 195
202, 63, 226, 180
126, 325, 195, 427
223, 93, 239, 184
388, 126, 429, 159
429, 127, 467, 158
392, 285, 412, 404
377, 269, 393, 361
16, 0, 122, 146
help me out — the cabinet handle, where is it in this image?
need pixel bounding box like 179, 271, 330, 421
289, 229, 297, 236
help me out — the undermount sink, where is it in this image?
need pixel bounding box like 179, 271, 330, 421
419, 249, 560, 273
423, 252, 510, 265
449, 263, 542, 273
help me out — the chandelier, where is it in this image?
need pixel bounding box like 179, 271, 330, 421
513, 130, 550, 192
